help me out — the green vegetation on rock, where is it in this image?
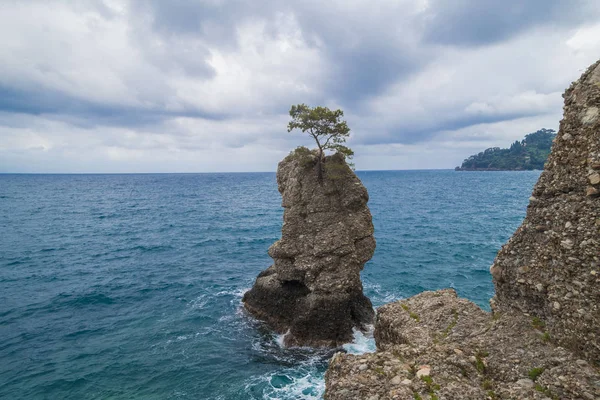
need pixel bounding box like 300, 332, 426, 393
287, 104, 353, 180
528, 367, 545, 381
456, 128, 556, 171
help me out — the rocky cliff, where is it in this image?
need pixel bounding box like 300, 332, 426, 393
324, 61, 600, 399
491, 59, 600, 362
243, 149, 376, 347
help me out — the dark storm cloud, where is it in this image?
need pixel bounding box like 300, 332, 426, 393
422, 0, 600, 46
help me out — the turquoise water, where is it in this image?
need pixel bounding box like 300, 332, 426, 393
0, 170, 540, 399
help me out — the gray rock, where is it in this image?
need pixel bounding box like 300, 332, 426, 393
492, 59, 600, 363
587, 186, 600, 197
325, 290, 600, 400
516, 378, 535, 388
243, 150, 375, 347
389, 375, 402, 385
415, 366, 431, 378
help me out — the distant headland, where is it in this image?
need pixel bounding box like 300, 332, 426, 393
455, 128, 556, 171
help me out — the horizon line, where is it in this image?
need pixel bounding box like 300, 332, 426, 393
0, 168, 546, 175
0, 168, 452, 175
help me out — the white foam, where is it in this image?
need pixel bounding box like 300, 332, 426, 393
275, 330, 290, 348
343, 326, 376, 355
216, 286, 252, 308
188, 294, 208, 310
216, 287, 251, 298
242, 303, 378, 399
266, 372, 325, 400
364, 281, 403, 304
244, 367, 325, 400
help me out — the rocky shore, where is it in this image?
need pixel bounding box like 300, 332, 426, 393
324, 60, 600, 399
326, 290, 599, 399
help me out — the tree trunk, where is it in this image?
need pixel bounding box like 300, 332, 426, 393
316, 149, 324, 183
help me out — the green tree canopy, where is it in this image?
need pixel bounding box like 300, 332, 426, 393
457, 128, 556, 170
287, 104, 353, 180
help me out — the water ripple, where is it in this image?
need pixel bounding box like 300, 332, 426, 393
0, 171, 539, 399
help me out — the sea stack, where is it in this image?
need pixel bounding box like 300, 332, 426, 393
491, 59, 600, 362
243, 148, 375, 347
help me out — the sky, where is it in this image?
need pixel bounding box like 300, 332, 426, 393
1, 0, 600, 173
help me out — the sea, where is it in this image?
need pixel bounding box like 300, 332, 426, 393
0, 170, 540, 399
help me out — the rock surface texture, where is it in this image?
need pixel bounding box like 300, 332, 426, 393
491, 59, 600, 362
326, 290, 600, 400
243, 150, 375, 347
324, 61, 600, 398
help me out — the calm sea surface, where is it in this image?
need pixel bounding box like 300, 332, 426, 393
0, 170, 540, 399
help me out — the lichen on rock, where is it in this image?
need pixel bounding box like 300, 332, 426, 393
242, 148, 375, 347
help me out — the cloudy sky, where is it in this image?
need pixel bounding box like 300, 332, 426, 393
1, 0, 600, 173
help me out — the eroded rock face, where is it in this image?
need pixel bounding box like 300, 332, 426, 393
325, 60, 600, 399
491, 59, 600, 362
242, 149, 375, 347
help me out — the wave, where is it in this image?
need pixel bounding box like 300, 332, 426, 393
241, 325, 375, 399
215, 287, 251, 299
364, 281, 403, 305
343, 326, 376, 355
129, 244, 174, 252
3, 258, 32, 267
51, 292, 115, 308
188, 294, 209, 310
243, 366, 325, 400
